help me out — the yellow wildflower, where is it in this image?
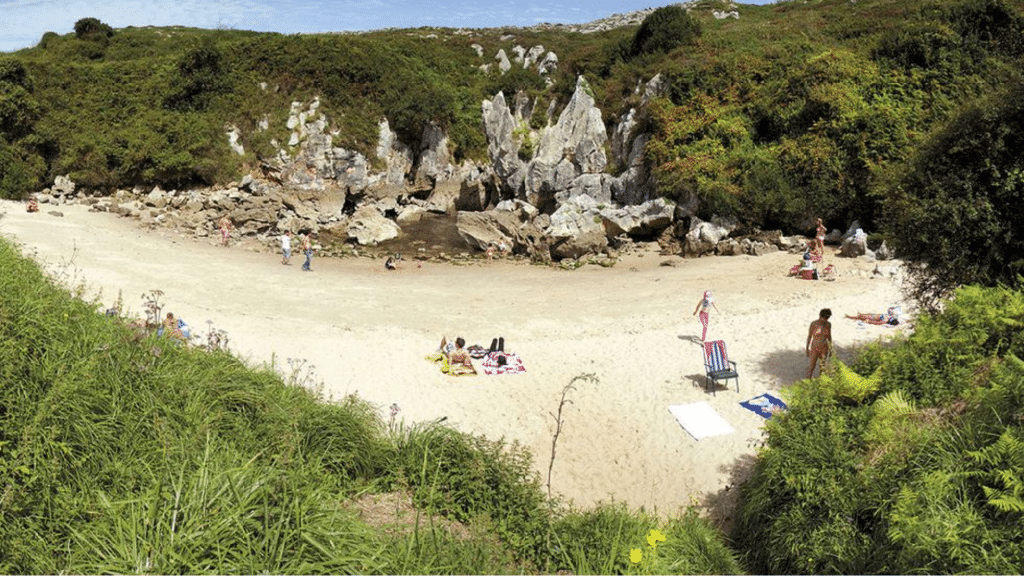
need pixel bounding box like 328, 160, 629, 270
646, 528, 666, 548
629, 548, 643, 564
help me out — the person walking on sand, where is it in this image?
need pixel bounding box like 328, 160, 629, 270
693, 290, 720, 342
806, 308, 833, 378
279, 231, 292, 265
218, 216, 233, 247
814, 217, 827, 257
301, 233, 313, 271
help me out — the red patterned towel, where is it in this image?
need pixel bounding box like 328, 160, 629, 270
481, 352, 526, 375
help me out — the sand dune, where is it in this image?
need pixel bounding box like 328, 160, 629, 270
0, 200, 911, 527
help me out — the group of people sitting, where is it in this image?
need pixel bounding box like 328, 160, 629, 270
438, 336, 506, 375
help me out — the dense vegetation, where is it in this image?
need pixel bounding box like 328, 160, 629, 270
733, 285, 1024, 573
4, 1, 1024, 572
0, 237, 741, 574
0, 0, 1021, 240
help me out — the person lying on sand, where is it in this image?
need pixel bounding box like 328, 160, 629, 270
445, 337, 477, 375
846, 308, 901, 326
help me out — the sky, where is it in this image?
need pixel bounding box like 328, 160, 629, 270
0, 0, 772, 53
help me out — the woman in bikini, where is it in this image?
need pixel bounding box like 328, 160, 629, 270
806, 308, 832, 378
446, 337, 476, 375
814, 218, 827, 258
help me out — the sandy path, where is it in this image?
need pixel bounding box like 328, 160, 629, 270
0, 200, 910, 525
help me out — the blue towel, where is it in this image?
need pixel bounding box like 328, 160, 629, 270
740, 392, 787, 419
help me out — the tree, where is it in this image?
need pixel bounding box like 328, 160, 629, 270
629, 6, 702, 59
73, 18, 114, 41
884, 81, 1024, 310
164, 41, 231, 112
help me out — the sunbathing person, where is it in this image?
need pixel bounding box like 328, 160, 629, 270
445, 337, 476, 375
846, 309, 901, 325
162, 313, 187, 342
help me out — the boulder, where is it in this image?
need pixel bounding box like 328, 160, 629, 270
558, 173, 615, 206
875, 241, 894, 260
545, 194, 608, 259
537, 51, 558, 75
524, 45, 545, 68
345, 205, 400, 245
840, 222, 869, 258
456, 204, 546, 258
684, 215, 738, 257
495, 49, 511, 73
145, 187, 168, 209
52, 175, 76, 196
600, 198, 675, 237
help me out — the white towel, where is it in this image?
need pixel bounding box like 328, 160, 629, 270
668, 402, 735, 440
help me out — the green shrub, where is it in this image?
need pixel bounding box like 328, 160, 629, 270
735, 284, 1024, 574
390, 422, 553, 565
629, 6, 702, 59
884, 79, 1024, 308
74, 17, 114, 42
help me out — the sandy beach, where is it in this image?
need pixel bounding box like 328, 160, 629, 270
0, 199, 910, 528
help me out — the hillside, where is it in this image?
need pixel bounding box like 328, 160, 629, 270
1, 0, 1022, 239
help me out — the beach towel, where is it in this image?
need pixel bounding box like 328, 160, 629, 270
740, 392, 788, 419
668, 402, 735, 440
481, 352, 526, 375
425, 352, 476, 376
704, 340, 729, 371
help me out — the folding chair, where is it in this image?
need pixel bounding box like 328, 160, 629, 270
703, 340, 739, 395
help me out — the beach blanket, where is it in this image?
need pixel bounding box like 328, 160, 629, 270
668, 402, 735, 441
480, 352, 526, 375
425, 352, 476, 376
740, 392, 788, 419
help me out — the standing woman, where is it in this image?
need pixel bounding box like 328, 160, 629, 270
693, 290, 720, 342
815, 218, 827, 257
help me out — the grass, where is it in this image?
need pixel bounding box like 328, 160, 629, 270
0, 236, 743, 573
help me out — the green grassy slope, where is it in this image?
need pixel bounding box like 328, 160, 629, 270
0, 237, 743, 574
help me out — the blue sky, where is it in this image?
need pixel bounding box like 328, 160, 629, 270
0, 0, 772, 53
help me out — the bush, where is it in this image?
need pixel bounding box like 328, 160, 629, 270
73, 17, 114, 41
884, 80, 1024, 309
390, 422, 553, 565
734, 284, 1024, 574
629, 6, 702, 59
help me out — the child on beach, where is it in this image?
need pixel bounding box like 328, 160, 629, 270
693, 290, 719, 342
218, 216, 233, 247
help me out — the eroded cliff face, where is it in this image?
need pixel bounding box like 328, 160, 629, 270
46, 66, 723, 260
187, 70, 682, 258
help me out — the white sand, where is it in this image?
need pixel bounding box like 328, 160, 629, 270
0, 200, 910, 527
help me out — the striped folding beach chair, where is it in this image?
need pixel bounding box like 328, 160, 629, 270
703, 340, 739, 395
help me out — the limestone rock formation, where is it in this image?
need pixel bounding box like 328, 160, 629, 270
481, 91, 527, 198
345, 205, 401, 245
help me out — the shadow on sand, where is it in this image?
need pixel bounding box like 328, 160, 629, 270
700, 451, 761, 535
757, 343, 873, 387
